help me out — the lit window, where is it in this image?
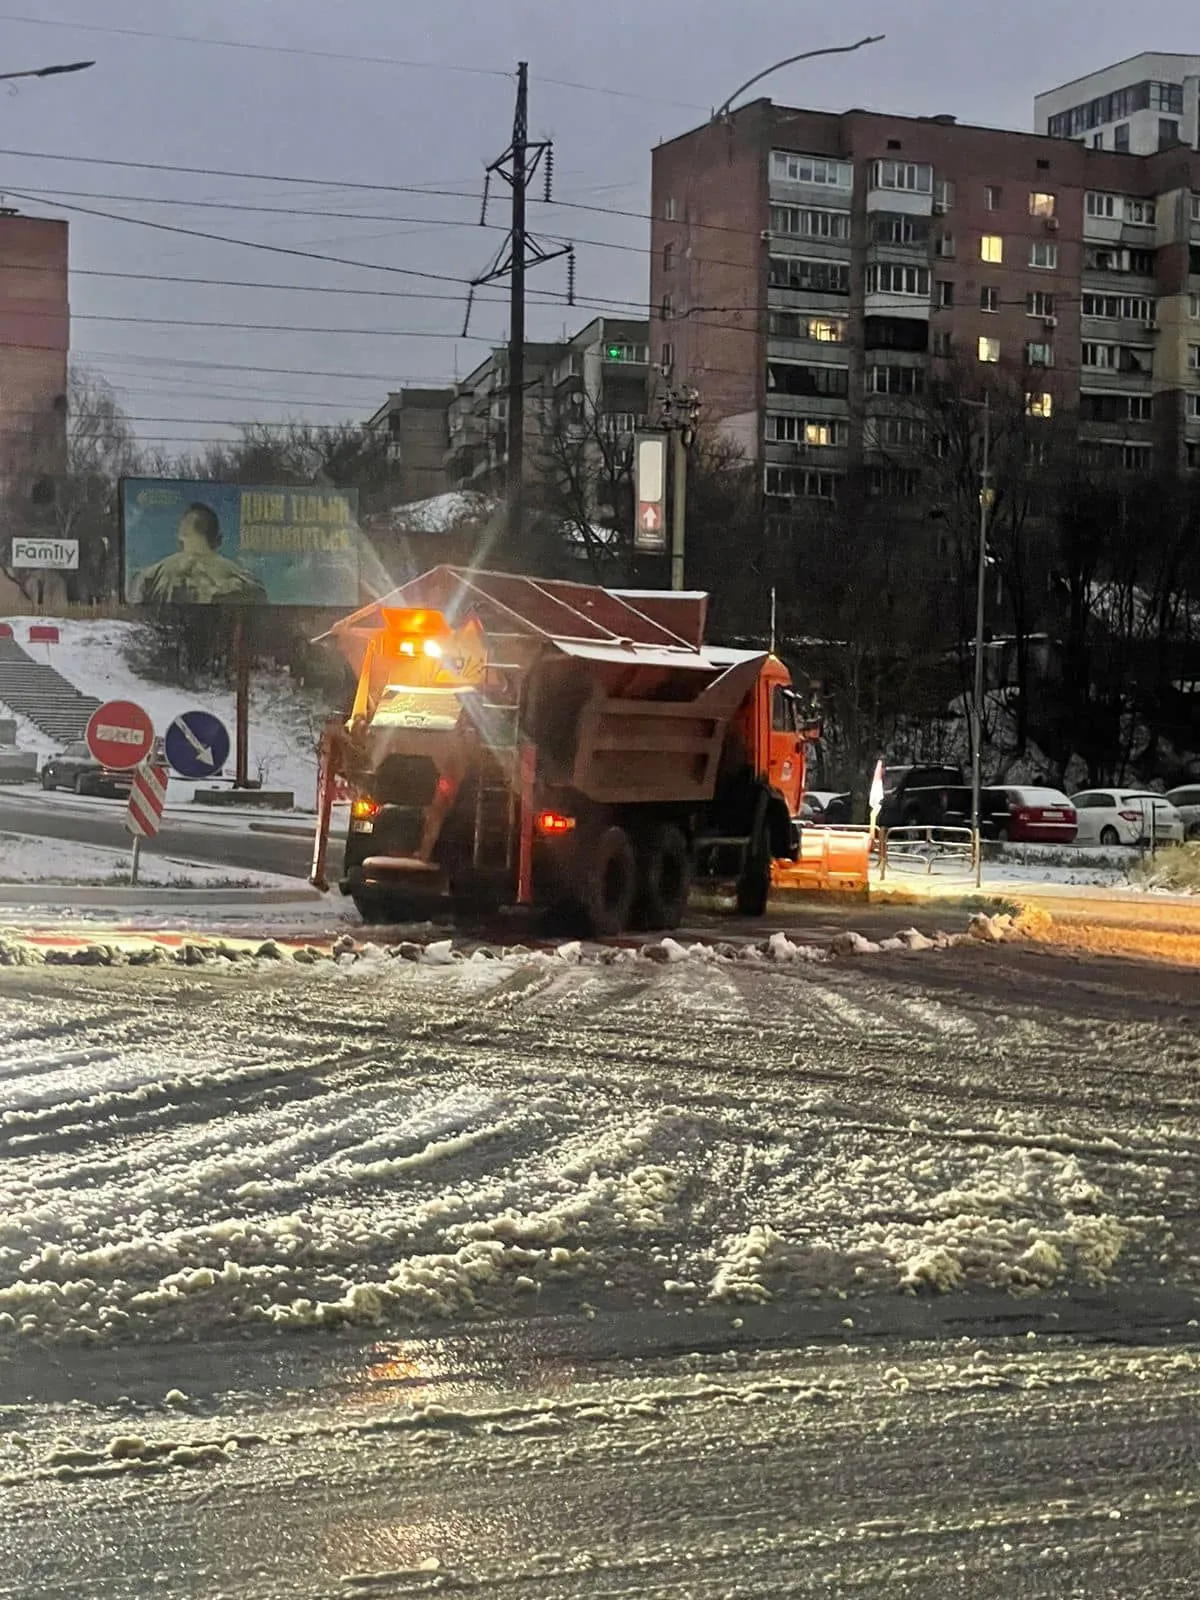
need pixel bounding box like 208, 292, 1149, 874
807, 318, 845, 343
804, 422, 832, 446
1027, 393, 1053, 418
980, 235, 1003, 264
1029, 192, 1056, 217
978, 336, 1001, 363
1030, 242, 1059, 269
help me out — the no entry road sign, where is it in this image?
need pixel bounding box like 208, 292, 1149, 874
126, 762, 169, 839
165, 709, 231, 779
86, 700, 154, 770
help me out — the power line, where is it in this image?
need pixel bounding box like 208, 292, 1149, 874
0, 13, 708, 109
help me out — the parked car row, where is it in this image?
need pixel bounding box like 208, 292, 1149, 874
806, 766, 1198, 848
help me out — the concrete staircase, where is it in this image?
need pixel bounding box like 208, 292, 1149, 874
0, 636, 104, 745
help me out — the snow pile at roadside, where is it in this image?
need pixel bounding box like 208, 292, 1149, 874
1, 617, 327, 806
0, 915, 1161, 1349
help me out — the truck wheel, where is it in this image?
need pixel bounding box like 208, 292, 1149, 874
352, 892, 419, 925
575, 824, 637, 938
735, 822, 772, 917
636, 824, 691, 932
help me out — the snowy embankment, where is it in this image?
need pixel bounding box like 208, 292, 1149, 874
1, 617, 327, 807
0, 915, 1180, 1349
0, 832, 294, 889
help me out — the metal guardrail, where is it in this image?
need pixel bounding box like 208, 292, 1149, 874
878, 824, 979, 881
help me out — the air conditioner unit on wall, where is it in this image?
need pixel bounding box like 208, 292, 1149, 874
1044, 315, 1059, 329
1045, 216, 1060, 232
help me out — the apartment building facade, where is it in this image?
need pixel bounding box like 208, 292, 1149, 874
649, 102, 1200, 512
0, 211, 70, 608
438, 317, 649, 494
1036, 53, 1200, 155
364, 387, 453, 502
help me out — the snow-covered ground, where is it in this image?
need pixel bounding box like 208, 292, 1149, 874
0, 831, 297, 889
0, 932, 1190, 1351
1, 617, 328, 808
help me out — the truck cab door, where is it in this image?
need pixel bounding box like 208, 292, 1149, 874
769, 685, 805, 817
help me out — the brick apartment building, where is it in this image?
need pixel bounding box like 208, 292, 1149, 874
0, 210, 69, 609
648, 99, 1200, 512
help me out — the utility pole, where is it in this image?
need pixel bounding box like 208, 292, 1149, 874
657, 383, 701, 590
467, 64, 573, 560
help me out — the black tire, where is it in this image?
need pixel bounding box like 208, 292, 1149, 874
1099, 826, 1119, 846
352, 892, 423, 925
635, 824, 692, 932
40, 769, 54, 791
73, 773, 89, 796
574, 824, 637, 938
1187, 823, 1200, 842
993, 823, 1010, 843
735, 820, 772, 917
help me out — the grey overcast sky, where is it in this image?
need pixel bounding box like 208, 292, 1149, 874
3, 0, 1197, 455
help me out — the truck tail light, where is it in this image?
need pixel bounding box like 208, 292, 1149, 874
536, 810, 576, 835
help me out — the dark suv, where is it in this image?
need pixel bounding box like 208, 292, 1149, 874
40, 741, 134, 798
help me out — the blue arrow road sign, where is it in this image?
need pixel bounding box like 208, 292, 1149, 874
165, 709, 231, 779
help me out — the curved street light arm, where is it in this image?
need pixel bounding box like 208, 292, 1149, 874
715, 36, 885, 120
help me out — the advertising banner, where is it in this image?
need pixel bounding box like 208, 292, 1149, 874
11, 537, 79, 570
120, 479, 360, 607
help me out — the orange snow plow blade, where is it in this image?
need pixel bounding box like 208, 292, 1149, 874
773, 827, 871, 895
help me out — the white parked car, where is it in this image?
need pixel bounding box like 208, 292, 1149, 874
1070, 789, 1186, 847
1165, 784, 1200, 842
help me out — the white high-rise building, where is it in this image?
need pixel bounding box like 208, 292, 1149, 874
1035, 53, 1200, 154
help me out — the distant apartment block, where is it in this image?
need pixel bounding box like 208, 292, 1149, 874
364, 387, 453, 502
1036, 54, 1199, 154
648, 98, 1200, 510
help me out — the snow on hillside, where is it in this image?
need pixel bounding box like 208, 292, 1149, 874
3, 618, 329, 808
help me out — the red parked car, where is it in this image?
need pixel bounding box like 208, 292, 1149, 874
990, 786, 1078, 844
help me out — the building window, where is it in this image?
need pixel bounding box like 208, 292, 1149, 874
768, 255, 851, 294
935, 233, 955, 258
767, 310, 847, 342
1123, 443, 1153, 472
1027, 291, 1055, 318
1114, 123, 1130, 153
1191, 195, 1200, 223
1082, 293, 1156, 321
605, 342, 649, 363
1128, 396, 1153, 420
978, 336, 1000, 363
1026, 341, 1054, 367
1027, 393, 1054, 418
660, 294, 674, 320
985, 185, 1003, 210
865, 263, 931, 296
980, 235, 1003, 264
868, 364, 925, 395
662, 242, 675, 272
767, 361, 850, 398
769, 151, 853, 188
1092, 133, 1104, 149
1190, 346, 1200, 371
1087, 192, 1118, 219
600, 412, 639, 437
981, 286, 1000, 312
870, 159, 933, 194
867, 465, 921, 497
936, 279, 954, 307
1029, 192, 1057, 217
1188, 394, 1200, 419
1190, 293, 1200, 320
867, 415, 926, 448
932, 330, 954, 357
1030, 241, 1059, 269
764, 465, 840, 499
871, 212, 931, 245
808, 318, 845, 343
933, 178, 955, 212
1126, 198, 1156, 226
768, 203, 851, 240
660, 342, 674, 369
1160, 119, 1180, 149
1083, 342, 1117, 368
766, 414, 848, 446
1151, 82, 1185, 112
664, 196, 678, 221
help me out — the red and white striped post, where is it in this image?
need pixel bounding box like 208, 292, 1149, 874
126, 762, 169, 884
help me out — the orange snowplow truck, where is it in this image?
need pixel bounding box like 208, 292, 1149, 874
311, 566, 820, 936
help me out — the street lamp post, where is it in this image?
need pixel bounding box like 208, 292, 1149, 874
714, 37, 885, 119
970, 396, 993, 889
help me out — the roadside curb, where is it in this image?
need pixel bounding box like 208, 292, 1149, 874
0, 885, 325, 908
